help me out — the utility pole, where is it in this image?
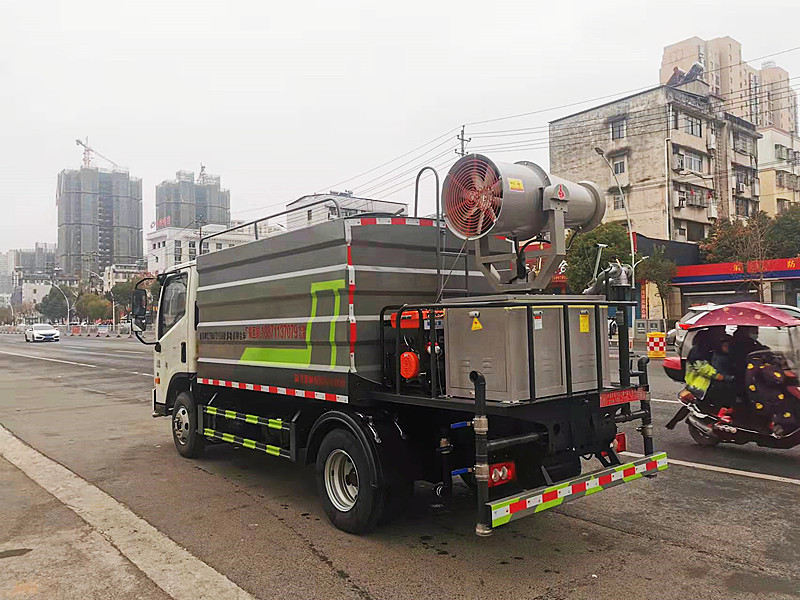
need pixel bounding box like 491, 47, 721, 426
455, 125, 471, 157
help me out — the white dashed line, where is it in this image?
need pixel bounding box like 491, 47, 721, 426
621, 451, 800, 486
0, 425, 254, 600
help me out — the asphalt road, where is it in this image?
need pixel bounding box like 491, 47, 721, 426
0, 334, 798, 600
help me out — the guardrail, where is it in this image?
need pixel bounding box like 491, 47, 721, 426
1, 324, 146, 337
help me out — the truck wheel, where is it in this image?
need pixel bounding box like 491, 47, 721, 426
172, 392, 205, 458
316, 429, 385, 534
688, 422, 720, 447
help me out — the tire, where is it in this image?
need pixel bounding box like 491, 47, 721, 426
315, 428, 385, 534
172, 391, 205, 458
688, 422, 720, 447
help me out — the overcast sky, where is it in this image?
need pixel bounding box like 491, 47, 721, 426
2, 0, 799, 251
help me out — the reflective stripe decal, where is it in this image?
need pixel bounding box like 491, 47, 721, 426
196, 377, 348, 403
203, 428, 290, 458
200, 406, 287, 430
489, 453, 668, 528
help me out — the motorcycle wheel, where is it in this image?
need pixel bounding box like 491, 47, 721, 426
688, 422, 720, 447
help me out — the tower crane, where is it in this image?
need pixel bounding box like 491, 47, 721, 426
75, 137, 119, 168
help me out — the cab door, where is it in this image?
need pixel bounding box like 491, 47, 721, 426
155, 272, 190, 405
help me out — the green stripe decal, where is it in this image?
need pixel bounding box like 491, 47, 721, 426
224, 410, 237, 420
265, 445, 281, 457
243, 439, 256, 449
205, 406, 218, 415
222, 433, 235, 443
268, 419, 283, 430
245, 414, 258, 424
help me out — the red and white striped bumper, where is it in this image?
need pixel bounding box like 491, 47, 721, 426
489, 452, 668, 529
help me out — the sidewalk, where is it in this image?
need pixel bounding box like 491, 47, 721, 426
0, 457, 170, 600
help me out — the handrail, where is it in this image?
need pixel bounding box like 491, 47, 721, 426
200, 196, 342, 245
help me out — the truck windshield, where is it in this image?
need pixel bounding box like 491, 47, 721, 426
158, 273, 188, 338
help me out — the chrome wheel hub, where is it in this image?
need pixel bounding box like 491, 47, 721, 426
324, 449, 359, 512
173, 406, 191, 445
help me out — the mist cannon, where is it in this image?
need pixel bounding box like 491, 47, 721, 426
441, 154, 605, 291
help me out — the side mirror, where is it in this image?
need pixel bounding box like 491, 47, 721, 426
131, 317, 146, 333
131, 289, 148, 318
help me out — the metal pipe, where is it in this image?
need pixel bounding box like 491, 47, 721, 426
470, 371, 491, 537
413, 167, 440, 218
617, 303, 631, 387
526, 306, 536, 400
636, 356, 654, 455
614, 409, 648, 423
200, 196, 342, 244
486, 432, 542, 452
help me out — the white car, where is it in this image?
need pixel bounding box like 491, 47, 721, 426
24, 323, 60, 342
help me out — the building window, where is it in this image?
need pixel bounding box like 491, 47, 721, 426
216, 242, 222, 250
777, 199, 790, 214
188, 241, 196, 248
307, 209, 313, 222
174, 240, 181, 249
201, 242, 209, 254
684, 150, 703, 173
687, 221, 705, 242
612, 194, 625, 210
684, 115, 702, 137
611, 118, 626, 140
735, 198, 750, 217
229, 244, 235, 248
613, 158, 625, 175
174, 253, 181, 263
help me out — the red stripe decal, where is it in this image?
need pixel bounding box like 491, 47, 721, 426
349, 322, 357, 354
541, 490, 559, 503
360, 217, 377, 225
572, 481, 587, 494
238, 382, 246, 389
623, 467, 636, 478
304, 390, 315, 399
347, 245, 352, 266
286, 388, 296, 396
348, 284, 355, 308
226, 381, 233, 388
646, 460, 657, 471
253, 384, 262, 392
598, 474, 613, 486
420, 219, 434, 226
325, 393, 336, 402
509, 499, 528, 514
391, 217, 405, 225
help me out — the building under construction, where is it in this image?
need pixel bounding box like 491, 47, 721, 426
57, 167, 143, 278
155, 169, 230, 230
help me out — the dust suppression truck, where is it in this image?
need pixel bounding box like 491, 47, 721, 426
131, 154, 667, 535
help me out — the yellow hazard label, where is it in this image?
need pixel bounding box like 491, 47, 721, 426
508, 178, 524, 192
471, 317, 483, 331
579, 313, 590, 333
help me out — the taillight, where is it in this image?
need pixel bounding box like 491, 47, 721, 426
613, 432, 627, 453
488, 461, 516, 487
678, 323, 690, 330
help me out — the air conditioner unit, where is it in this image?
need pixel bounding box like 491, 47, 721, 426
707, 134, 716, 150
673, 191, 684, 208
672, 154, 684, 170
736, 182, 746, 193
707, 204, 718, 220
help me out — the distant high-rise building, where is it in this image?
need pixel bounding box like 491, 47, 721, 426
0, 250, 15, 294
660, 36, 798, 133
285, 193, 407, 230
57, 167, 143, 278
155, 169, 230, 230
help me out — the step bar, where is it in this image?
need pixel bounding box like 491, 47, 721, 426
198, 404, 296, 461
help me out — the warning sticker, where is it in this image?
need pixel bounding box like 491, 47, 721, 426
471, 317, 483, 331
508, 178, 524, 192
534, 312, 543, 330
579, 313, 590, 333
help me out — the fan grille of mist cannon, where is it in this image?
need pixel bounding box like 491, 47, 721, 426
442, 154, 605, 241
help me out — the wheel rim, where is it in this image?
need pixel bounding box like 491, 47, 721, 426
324, 449, 359, 512
173, 406, 191, 446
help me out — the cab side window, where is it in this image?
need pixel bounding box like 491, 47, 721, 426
158, 273, 188, 338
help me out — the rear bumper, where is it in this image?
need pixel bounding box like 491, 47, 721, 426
489, 452, 668, 529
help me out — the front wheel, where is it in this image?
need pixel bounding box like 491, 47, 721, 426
172, 392, 205, 458
688, 421, 720, 447
315, 429, 385, 534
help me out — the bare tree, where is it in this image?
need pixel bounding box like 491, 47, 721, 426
731, 212, 774, 302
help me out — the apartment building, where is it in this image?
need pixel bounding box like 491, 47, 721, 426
285, 193, 407, 231
155, 169, 230, 230
145, 223, 257, 275
660, 37, 797, 132
549, 75, 760, 243
758, 127, 800, 215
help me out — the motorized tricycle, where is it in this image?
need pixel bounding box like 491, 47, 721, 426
662, 302, 800, 449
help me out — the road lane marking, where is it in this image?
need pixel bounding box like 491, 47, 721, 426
0, 350, 97, 368
114, 350, 147, 355
651, 398, 681, 404
128, 372, 153, 377
0, 425, 255, 600
621, 451, 800, 486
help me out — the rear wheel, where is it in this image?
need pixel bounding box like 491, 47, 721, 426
688, 422, 720, 447
172, 391, 205, 458
316, 429, 385, 534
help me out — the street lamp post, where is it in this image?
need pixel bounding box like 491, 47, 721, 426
51, 282, 70, 327
594, 147, 637, 282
